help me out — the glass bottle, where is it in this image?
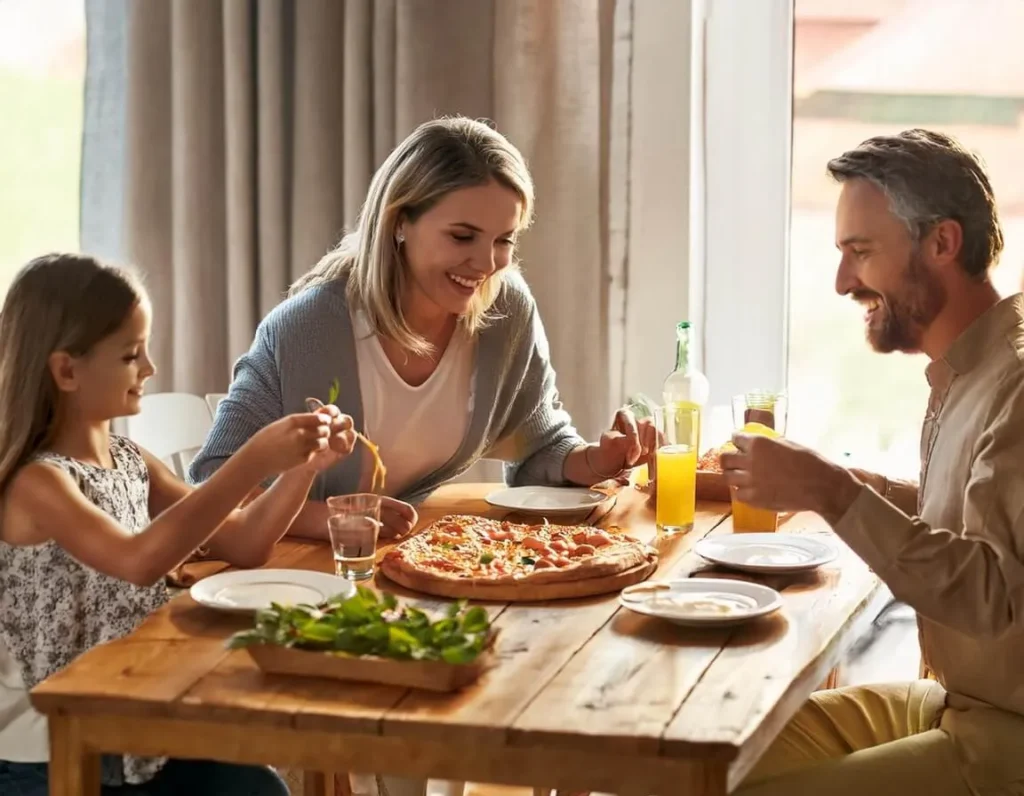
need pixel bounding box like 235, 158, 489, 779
662, 321, 710, 452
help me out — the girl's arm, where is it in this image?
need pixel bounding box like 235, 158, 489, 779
144, 455, 317, 569
146, 404, 359, 566
4, 414, 332, 586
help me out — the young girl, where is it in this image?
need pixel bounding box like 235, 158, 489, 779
0, 253, 356, 796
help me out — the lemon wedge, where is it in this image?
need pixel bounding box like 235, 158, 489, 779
741, 421, 780, 439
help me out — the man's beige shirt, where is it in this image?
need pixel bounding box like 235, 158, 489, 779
836, 294, 1024, 785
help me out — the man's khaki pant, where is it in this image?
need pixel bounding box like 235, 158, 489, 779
736, 681, 1024, 796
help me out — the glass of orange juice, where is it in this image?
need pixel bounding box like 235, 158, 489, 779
730, 420, 782, 532
654, 403, 699, 534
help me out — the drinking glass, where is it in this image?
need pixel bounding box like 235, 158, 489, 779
654, 403, 699, 534
327, 494, 383, 581
730, 394, 785, 532
731, 390, 788, 434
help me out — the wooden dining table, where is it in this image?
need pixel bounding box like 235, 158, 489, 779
32, 483, 882, 796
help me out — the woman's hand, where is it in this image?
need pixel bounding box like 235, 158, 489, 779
594, 408, 660, 477
565, 408, 661, 486
380, 496, 418, 539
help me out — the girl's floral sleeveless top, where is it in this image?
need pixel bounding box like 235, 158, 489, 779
0, 435, 169, 784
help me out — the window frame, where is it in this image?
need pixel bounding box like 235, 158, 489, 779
695, 0, 794, 407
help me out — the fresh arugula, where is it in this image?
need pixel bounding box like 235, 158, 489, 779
520, 556, 536, 566
327, 377, 340, 405
228, 587, 492, 665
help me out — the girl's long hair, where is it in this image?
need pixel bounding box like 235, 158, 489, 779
290, 116, 535, 357
0, 253, 143, 495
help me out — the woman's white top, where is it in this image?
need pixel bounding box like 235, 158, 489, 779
352, 312, 475, 498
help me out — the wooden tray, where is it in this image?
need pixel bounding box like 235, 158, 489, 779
696, 470, 730, 502
246, 636, 497, 692
379, 556, 658, 602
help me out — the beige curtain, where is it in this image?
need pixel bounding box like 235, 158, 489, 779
86, 0, 619, 441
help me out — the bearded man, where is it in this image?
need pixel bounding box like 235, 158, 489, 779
727, 129, 1023, 796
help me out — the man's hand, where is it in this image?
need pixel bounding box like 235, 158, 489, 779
720, 433, 862, 524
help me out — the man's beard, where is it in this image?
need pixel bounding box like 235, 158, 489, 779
863, 251, 946, 354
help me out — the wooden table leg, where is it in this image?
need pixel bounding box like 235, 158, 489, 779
48, 714, 100, 796
335, 772, 354, 796
304, 771, 329, 796
302, 771, 352, 796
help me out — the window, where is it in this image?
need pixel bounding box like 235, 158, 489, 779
700, 0, 1024, 474
0, 0, 86, 297
787, 0, 1024, 476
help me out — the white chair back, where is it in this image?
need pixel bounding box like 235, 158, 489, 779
205, 393, 228, 418
123, 393, 213, 479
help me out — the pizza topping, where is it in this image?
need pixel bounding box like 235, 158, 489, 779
522, 537, 548, 552
424, 557, 460, 572
534, 558, 557, 570
520, 556, 537, 566
570, 544, 596, 558
479, 552, 495, 566
586, 532, 612, 547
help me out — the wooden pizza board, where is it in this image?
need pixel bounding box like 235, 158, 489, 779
378, 556, 658, 602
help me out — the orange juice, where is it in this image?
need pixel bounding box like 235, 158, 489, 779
731, 500, 779, 532
731, 421, 781, 533
656, 444, 697, 533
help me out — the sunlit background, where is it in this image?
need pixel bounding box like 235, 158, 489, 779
786, 0, 1024, 477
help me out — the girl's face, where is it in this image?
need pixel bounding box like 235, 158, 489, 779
53, 302, 157, 420
397, 180, 522, 320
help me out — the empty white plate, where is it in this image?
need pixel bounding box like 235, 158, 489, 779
695, 533, 836, 574
619, 578, 782, 627
485, 486, 608, 516
190, 569, 356, 614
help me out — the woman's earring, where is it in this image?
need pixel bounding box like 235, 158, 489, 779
395, 232, 405, 246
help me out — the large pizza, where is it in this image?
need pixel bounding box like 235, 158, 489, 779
379, 514, 658, 601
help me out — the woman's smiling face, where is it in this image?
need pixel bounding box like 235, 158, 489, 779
397, 180, 523, 319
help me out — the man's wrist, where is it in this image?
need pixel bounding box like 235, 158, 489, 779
815, 464, 863, 526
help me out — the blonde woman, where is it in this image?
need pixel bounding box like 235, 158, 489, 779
191, 116, 657, 538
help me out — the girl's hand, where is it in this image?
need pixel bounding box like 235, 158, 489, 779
306, 404, 357, 472
244, 413, 334, 476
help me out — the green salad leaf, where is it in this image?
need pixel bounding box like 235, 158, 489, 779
227, 587, 493, 664
327, 377, 341, 405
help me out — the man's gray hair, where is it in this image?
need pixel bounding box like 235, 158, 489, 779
827, 129, 1004, 278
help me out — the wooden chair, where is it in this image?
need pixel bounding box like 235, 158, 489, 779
123, 392, 213, 479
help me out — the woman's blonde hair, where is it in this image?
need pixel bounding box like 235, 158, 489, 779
0, 253, 144, 495
290, 116, 535, 355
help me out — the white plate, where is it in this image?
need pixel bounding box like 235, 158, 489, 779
485, 486, 608, 516
619, 578, 783, 627
694, 533, 836, 574
190, 569, 356, 614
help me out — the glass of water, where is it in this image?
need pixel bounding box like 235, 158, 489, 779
327, 494, 382, 581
